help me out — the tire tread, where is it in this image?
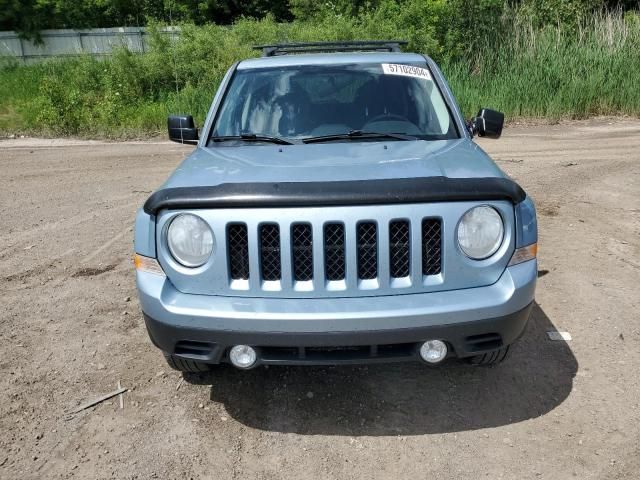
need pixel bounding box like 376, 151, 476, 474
468, 345, 510, 366
163, 353, 210, 373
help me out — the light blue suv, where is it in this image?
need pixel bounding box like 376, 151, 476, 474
134, 41, 537, 372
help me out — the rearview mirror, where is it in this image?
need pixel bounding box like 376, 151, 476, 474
168, 115, 199, 145
471, 109, 504, 139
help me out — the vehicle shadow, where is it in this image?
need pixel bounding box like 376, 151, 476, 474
184, 302, 577, 435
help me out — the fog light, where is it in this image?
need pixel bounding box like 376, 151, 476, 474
419, 340, 448, 364
229, 345, 257, 369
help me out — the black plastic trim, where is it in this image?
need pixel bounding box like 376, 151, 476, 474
143, 302, 532, 366
143, 176, 526, 214
254, 40, 408, 57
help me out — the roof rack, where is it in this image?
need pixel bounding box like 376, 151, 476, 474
253, 40, 408, 57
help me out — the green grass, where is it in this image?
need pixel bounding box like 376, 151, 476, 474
445, 11, 640, 121
1, 10, 638, 138
0, 61, 45, 133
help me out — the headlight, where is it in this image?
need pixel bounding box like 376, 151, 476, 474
167, 214, 214, 267
457, 206, 504, 259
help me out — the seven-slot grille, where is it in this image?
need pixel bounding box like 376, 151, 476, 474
226, 219, 442, 288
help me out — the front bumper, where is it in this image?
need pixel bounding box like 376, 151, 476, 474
138, 260, 536, 366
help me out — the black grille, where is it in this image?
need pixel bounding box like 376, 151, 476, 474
324, 223, 345, 281
260, 343, 415, 362
389, 220, 410, 277
227, 217, 443, 289
227, 224, 249, 280
357, 222, 378, 279
259, 224, 281, 281
291, 223, 313, 281
422, 218, 442, 276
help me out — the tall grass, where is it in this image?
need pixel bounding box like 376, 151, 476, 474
0, 9, 638, 137
446, 9, 640, 120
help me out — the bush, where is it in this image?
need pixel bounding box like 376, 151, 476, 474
0, 4, 638, 137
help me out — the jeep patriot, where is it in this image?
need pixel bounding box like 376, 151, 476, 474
134, 41, 538, 371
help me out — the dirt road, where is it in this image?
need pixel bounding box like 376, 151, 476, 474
1, 119, 639, 479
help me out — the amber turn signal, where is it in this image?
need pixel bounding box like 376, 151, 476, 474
134, 254, 165, 276
508, 243, 537, 266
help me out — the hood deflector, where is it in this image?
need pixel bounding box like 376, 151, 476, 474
143, 176, 526, 215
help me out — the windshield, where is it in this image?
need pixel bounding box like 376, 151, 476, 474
210, 62, 458, 145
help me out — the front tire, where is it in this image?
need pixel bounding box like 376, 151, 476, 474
467, 346, 510, 366
163, 352, 211, 373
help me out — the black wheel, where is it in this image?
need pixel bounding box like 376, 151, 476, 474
163, 352, 211, 373
467, 346, 510, 366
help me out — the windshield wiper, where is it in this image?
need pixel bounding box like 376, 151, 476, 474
303, 130, 418, 144
211, 133, 296, 145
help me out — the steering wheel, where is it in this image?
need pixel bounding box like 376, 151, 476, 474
366, 113, 411, 124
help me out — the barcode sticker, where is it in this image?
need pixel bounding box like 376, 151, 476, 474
382, 63, 432, 81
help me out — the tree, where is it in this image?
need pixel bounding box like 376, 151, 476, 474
0, 0, 292, 40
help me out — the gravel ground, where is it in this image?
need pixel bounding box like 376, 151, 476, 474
1, 118, 639, 479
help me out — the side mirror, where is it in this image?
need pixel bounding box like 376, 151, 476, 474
470, 109, 504, 139
168, 115, 199, 145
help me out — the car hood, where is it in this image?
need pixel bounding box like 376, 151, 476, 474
160, 138, 505, 189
